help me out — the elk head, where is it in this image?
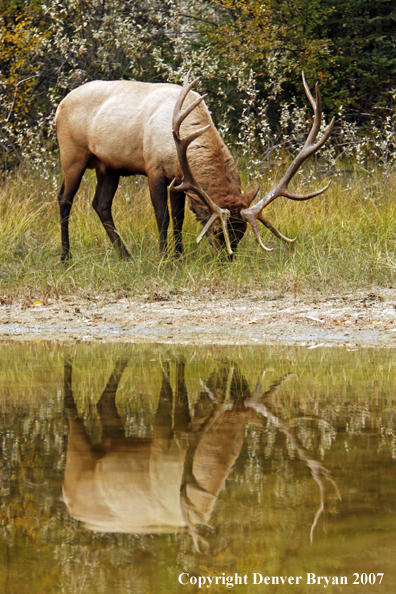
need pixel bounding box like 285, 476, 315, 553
170, 70, 334, 256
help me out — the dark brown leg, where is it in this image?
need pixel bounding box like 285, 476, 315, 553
170, 189, 186, 256
58, 167, 86, 262
148, 175, 170, 256
92, 169, 131, 259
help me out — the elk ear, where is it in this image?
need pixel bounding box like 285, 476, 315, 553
244, 185, 260, 206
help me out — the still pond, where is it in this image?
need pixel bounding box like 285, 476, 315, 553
0, 342, 395, 593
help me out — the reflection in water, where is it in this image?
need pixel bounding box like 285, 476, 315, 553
62, 357, 340, 550
0, 343, 395, 593
244, 380, 342, 543
63, 358, 252, 550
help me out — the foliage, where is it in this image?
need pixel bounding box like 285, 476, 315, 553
211, 0, 396, 114
0, 0, 177, 169
0, 0, 396, 173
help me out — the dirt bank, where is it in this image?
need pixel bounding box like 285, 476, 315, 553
1, 289, 396, 348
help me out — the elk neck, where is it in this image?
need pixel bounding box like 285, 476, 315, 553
182, 105, 247, 217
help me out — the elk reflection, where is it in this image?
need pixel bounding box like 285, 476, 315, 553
62, 358, 340, 550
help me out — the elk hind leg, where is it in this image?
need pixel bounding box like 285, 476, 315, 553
92, 169, 131, 259
62, 360, 98, 497
58, 163, 86, 262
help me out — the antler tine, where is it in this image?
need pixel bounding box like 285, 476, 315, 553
240, 71, 335, 252
304, 75, 321, 144
169, 70, 234, 255
284, 179, 332, 202
246, 215, 273, 252
257, 213, 297, 243
173, 70, 208, 133
302, 71, 316, 112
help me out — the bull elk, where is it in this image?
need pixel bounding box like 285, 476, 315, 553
55, 70, 334, 260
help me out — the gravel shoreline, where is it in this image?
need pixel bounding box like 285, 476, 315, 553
1, 289, 396, 347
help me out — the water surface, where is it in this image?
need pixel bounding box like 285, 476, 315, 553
0, 343, 395, 593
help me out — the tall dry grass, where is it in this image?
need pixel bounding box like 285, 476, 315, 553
1, 161, 396, 302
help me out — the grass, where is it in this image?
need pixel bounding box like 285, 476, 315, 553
1, 160, 396, 303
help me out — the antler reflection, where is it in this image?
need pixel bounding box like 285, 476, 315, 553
245, 376, 341, 543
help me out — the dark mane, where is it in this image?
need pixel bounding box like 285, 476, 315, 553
185, 102, 242, 207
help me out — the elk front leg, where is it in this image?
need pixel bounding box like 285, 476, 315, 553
152, 363, 175, 442
170, 189, 186, 256
148, 175, 170, 256
92, 169, 131, 259
96, 357, 130, 443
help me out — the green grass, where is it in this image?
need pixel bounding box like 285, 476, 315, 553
1, 161, 396, 303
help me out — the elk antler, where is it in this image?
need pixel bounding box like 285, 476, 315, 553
240, 72, 335, 252
169, 70, 234, 255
